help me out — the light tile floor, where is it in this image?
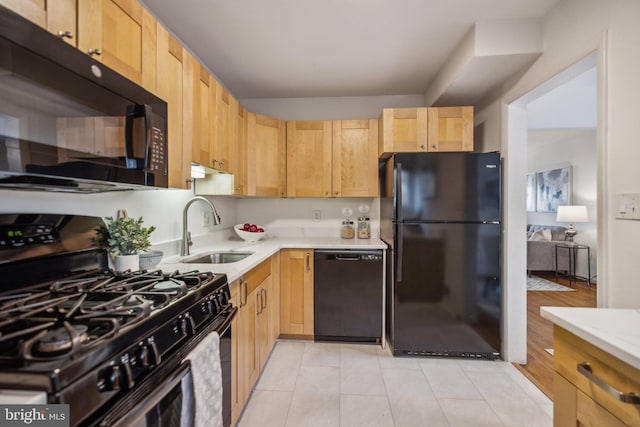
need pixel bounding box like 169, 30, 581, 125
237, 341, 553, 427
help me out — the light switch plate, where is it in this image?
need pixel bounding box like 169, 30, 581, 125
615, 193, 640, 220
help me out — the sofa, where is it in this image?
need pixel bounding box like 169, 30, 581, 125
527, 224, 569, 273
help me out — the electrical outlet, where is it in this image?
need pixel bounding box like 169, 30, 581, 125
312, 210, 321, 222
202, 211, 211, 226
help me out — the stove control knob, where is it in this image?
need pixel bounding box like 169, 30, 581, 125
217, 290, 229, 307
102, 358, 134, 392
202, 297, 216, 315
177, 313, 196, 336
135, 339, 161, 367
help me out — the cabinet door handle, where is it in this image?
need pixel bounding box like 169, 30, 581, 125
57, 30, 73, 39
256, 291, 262, 315
241, 279, 247, 307
88, 48, 102, 56
305, 252, 310, 272
261, 288, 267, 310
577, 362, 640, 404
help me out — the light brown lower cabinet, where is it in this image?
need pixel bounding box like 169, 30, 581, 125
279, 249, 314, 338
552, 325, 640, 427
230, 257, 278, 426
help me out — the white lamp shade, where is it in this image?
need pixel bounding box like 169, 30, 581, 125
556, 205, 588, 223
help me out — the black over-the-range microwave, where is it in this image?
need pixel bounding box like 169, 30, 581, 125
0, 5, 168, 192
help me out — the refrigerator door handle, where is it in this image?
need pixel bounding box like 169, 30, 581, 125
396, 162, 403, 222
396, 225, 403, 283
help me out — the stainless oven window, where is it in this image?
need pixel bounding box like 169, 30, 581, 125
112, 362, 192, 427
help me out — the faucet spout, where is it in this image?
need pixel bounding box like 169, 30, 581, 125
181, 196, 221, 256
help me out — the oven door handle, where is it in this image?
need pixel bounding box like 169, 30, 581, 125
105, 360, 192, 427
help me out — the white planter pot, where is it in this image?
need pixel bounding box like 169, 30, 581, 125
114, 254, 140, 273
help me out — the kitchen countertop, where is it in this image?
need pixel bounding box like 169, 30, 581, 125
540, 306, 640, 370
160, 236, 387, 283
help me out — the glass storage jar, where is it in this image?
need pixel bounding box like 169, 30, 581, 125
357, 216, 371, 239
341, 220, 355, 239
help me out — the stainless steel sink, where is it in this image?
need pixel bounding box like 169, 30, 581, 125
181, 251, 254, 264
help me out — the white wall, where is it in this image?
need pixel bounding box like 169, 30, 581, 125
527, 129, 597, 278
474, 99, 503, 153
239, 95, 425, 120
527, 67, 597, 129
236, 197, 379, 239
482, 0, 640, 312
0, 188, 382, 254
0, 189, 238, 255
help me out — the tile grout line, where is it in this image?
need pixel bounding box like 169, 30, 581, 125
418, 359, 454, 427
455, 359, 507, 427
375, 346, 397, 427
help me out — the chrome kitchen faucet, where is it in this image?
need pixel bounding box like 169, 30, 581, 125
181, 196, 221, 256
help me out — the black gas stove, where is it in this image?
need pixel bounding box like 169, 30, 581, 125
0, 214, 235, 426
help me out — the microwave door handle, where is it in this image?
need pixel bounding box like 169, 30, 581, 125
125, 104, 152, 170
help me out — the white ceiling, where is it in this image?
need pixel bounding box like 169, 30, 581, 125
141, 0, 560, 101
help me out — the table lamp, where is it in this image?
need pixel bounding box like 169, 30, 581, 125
556, 205, 588, 242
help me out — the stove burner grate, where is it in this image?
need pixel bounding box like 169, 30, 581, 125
0, 269, 219, 361
36, 324, 88, 354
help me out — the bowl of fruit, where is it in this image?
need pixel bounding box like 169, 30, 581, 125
235, 223, 267, 242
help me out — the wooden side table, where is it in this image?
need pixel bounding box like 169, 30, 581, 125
555, 243, 591, 288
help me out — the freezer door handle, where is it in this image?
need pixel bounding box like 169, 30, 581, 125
396, 225, 403, 283
396, 162, 403, 222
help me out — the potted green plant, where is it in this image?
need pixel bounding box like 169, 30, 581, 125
93, 216, 156, 273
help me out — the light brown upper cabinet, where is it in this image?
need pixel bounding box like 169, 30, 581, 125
1, 0, 77, 47
427, 106, 473, 152
379, 108, 428, 157
156, 24, 191, 189
286, 121, 332, 197
247, 113, 287, 197
0, 0, 48, 28
379, 107, 474, 157
181, 49, 195, 187
231, 102, 247, 195
191, 63, 211, 167
77, 0, 156, 89
332, 120, 379, 197
213, 82, 232, 173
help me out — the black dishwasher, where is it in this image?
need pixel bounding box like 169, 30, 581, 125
314, 249, 384, 343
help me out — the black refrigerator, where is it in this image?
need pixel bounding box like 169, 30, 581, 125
380, 152, 502, 359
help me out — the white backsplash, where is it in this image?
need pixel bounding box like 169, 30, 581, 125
0, 189, 237, 254
0, 190, 380, 257
236, 197, 380, 239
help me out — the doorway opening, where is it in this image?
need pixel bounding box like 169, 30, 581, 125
507, 51, 604, 398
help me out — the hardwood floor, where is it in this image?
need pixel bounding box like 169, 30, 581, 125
513, 272, 597, 399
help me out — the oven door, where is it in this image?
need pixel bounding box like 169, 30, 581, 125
112, 360, 193, 427
96, 308, 235, 427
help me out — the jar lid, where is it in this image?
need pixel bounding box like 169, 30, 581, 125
358, 216, 370, 221
342, 220, 353, 225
